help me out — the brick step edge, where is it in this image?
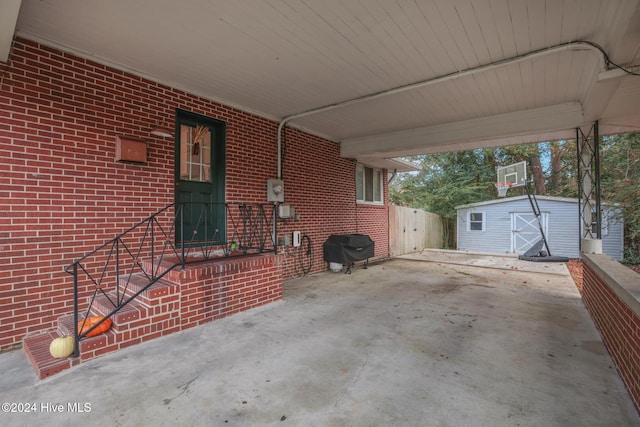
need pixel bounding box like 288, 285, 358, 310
57, 299, 143, 335
28, 308, 182, 379
117, 275, 179, 305
86, 299, 141, 332
141, 258, 182, 282
57, 301, 182, 354
56, 313, 117, 357
22, 331, 80, 380
90, 291, 180, 331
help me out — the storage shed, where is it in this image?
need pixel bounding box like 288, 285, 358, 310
456, 195, 623, 260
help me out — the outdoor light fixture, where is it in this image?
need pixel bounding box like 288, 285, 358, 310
150, 126, 173, 138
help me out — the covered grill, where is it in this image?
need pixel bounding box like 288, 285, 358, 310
323, 234, 374, 274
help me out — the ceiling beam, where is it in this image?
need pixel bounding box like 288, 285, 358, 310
355, 157, 419, 172
340, 102, 585, 158
582, 70, 626, 124
0, 0, 21, 63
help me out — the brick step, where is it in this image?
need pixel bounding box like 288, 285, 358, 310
57, 313, 117, 354
26, 291, 179, 380
140, 250, 236, 281
118, 274, 178, 305
23, 331, 80, 380
141, 257, 182, 282
24, 311, 118, 380
80, 294, 144, 332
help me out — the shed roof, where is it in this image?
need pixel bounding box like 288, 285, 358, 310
456, 195, 602, 210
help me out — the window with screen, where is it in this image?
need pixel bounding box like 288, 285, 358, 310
468, 212, 485, 231
356, 164, 383, 204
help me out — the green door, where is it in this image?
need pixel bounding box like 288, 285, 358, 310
175, 110, 226, 246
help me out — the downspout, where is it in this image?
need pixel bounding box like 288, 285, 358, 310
387, 172, 394, 258
276, 41, 610, 178
388, 169, 398, 184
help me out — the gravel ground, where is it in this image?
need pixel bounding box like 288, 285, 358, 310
566, 259, 583, 294
565, 259, 640, 294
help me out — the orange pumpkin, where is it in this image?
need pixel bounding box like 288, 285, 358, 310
77, 316, 112, 337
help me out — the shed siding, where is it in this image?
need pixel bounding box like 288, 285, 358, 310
601, 211, 624, 260
456, 196, 623, 260
457, 207, 511, 254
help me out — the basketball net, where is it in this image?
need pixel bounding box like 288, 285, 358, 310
494, 182, 513, 198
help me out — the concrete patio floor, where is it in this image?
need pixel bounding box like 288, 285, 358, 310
1, 252, 639, 426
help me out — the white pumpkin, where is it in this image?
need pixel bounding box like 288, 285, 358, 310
49, 335, 75, 358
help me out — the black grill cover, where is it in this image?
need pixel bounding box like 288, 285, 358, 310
323, 234, 374, 264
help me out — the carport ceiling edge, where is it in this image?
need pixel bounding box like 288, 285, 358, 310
11, 0, 640, 158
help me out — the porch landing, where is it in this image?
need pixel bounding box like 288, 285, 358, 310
2, 254, 638, 426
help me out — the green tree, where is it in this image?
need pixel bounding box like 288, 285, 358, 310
390, 144, 549, 219
391, 134, 640, 264
390, 149, 497, 247
546, 140, 578, 197
600, 133, 640, 262
390, 149, 496, 218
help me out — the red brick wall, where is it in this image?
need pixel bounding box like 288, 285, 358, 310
276, 128, 390, 276
178, 254, 282, 328
582, 262, 640, 412
0, 38, 389, 350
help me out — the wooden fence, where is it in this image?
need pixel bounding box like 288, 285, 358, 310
389, 205, 448, 256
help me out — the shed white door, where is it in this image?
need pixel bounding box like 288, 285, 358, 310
511, 212, 548, 253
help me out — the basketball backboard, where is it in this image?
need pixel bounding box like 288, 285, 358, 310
496, 161, 527, 188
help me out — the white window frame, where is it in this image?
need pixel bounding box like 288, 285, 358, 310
590, 208, 609, 236
356, 164, 383, 205
467, 211, 486, 232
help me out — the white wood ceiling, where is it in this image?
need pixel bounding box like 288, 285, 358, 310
9, 0, 640, 160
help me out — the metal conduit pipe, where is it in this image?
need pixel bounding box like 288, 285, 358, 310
276, 40, 611, 179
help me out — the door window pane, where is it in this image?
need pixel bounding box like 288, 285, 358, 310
180, 124, 211, 182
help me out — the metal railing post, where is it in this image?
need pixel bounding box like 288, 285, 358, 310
115, 238, 120, 305
72, 263, 79, 358
180, 203, 185, 269
205, 203, 209, 258
577, 121, 602, 245
594, 121, 601, 239
150, 217, 155, 279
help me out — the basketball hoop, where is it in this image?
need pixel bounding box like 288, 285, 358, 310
495, 181, 513, 198
496, 162, 526, 197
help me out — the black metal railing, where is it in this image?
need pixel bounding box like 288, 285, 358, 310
64, 202, 277, 356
